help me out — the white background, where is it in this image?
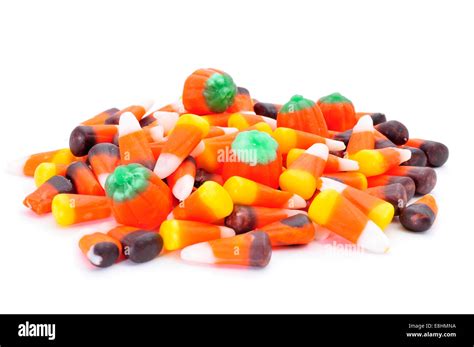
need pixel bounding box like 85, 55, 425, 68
0, 0, 473, 313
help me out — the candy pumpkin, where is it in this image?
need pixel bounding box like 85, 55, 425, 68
182, 68, 237, 115
317, 92, 356, 132
222, 130, 282, 189
105, 164, 173, 230
277, 95, 328, 137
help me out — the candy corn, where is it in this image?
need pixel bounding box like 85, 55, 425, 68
118, 112, 156, 170
81, 108, 119, 126
374, 129, 397, 149
279, 143, 329, 199
169, 181, 233, 223
385, 166, 437, 195
226, 87, 254, 113
225, 205, 306, 235
366, 175, 416, 200
399, 195, 438, 232
286, 148, 359, 173
181, 231, 272, 267
405, 139, 449, 167
34, 162, 68, 187
194, 168, 224, 187
157, 99, 186, 114
167, 156, 196, 201
20, 148, 79, 177
375, 120, 409, 145
323, 172, 368, 190
104, 100, 154, 124
154, 114, 209, 179
366, 183, 408, 216
309, 189, 390, 253
256, 214, 315, 246
79, 232, 122, 268
195, 132, 236, 174
87, 143, 120, 189
16, 68, 450, 270
273, 127, 345, 155
69, 124, 118, 157
107, 226, 163, 263
355, 112, 386, 125
205, 126, 238, 138
23, 176, 75, 215
227, 112, 276, 131
350, 148, 411, 176
401, 146, 428, 167
318, 177, 394, 230
201, 113, 232, 127
224, 176, 306, 209
253, 102, 281, 119
66, 161, 105, 196
52, 194, 111, 226
139, 111, 179, 131
160, 220, 235, 251
346, 115, 375, 156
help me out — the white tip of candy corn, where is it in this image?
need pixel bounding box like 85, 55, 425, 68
319, 177, 347, 193
313, 223, 331, 241
219, 226, 236, 238
6, 157, 26, 176
353, 115, 374, 133
393, 148, 412, 163
87, 246, 103, 267
149, 125, 165, 142
97, 173, 109, 189
218, 127, 238, 134
356, 221, 390, 254
306, 143, 329, 160
139, 99, 155, 113
167, 211, 175, 220
286, 209, 308, 217
189, 141, 205, 157
286, 194, 307, 209
262, 116, 277, 129
181, 242, 216, 264
172, 174, 194, 201
171, 99, 186, 114
153, 111, 179, 134
119, 112, 141, 137
325, 138, 346, 151
337, 157, 359, 171
154, 153, 183, 179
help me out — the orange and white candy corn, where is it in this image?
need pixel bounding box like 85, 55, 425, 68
309, 189, 390, 253
346, 114, 375, 157
351, 147, 411, 177
180, 231, 272, 267
118, 112, 155, 170
154, 114, 209, 179
160, 220, 235, 251
318, 177, 394, 230
224, 176, 306, 209
279, 143, 328, 199
167, 156, 197, 201
168, 181, 233, 223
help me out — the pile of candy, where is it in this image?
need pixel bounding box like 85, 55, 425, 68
20, 68, 449, 268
